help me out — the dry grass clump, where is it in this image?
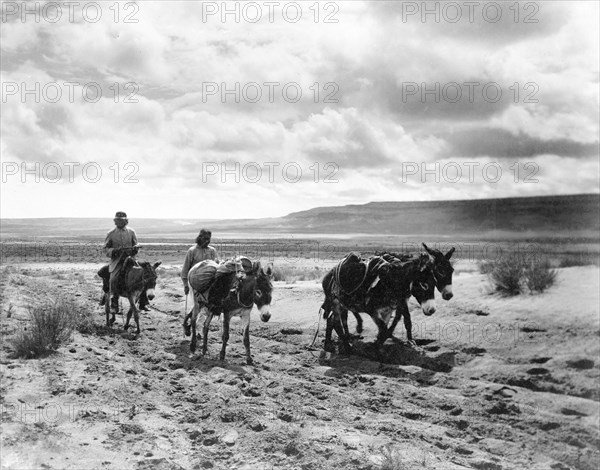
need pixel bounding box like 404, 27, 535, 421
488, 255, 526, 295
380, 445, 406, 470
480, 256, 557, 295
524, 259, 557, 293
10, 298, 94, 358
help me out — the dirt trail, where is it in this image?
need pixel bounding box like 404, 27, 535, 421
1, 264, 599, 469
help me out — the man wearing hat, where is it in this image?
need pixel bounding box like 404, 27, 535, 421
99, 211, 149, 312
181, 229, 220, 297
181, 229, 221, 335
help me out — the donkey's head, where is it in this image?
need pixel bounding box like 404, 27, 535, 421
254, 261, 273, 322
140, 261, 161, 300
423, 243, 455, 300
238, 261, 273, 322
376, 252, 436, 316
411, 253, 436, 316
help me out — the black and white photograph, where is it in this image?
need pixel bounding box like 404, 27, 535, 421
1, 1, 599, 469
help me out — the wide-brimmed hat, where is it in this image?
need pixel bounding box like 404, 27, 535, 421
114, 211, 128, 220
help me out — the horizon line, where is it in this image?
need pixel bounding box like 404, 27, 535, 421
1, 192, 597, 221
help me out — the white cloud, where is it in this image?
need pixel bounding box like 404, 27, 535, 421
1, 0, 598, 218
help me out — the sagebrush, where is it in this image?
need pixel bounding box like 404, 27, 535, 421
481, 256, 557, 295
380, 445, 406, 470
10, 299, 92, 358
488, 256, 525, 295
524, 259, 557, 293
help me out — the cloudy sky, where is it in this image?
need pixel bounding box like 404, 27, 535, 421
1, 0, 598, 219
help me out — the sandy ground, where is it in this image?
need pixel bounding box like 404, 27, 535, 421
0, 262, 599, 470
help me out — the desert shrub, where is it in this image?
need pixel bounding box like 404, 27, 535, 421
485, 255, 559, 295
524, 259, 557, 293
478, 260, 495, 274
380, 445, 406, 470
270, 265, 289, 282
488, 255, 526, 296
11, 300, 76, 358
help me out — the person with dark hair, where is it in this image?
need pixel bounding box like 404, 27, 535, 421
98, 211, 149, 312
181, 229, 219, 296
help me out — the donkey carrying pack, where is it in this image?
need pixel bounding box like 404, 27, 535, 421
183, 257, 273, 365
319, 250, 436, 354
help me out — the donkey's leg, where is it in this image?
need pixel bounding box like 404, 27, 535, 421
403, 311, 415, 346
324, 307, 335, 352
124, 305, 132, 331
201, 309, 215, 356
183, 291, 194, 337
107, 272, 117, 326
183, 311, 192, 337
352, 311, 364, 335
105, 294, 111, 327
374, 320, 389, 345
125, 295, 140, 334
107, 290, 116, 326
219, 313, 231, 362
341, 309, 350, 338
184, 292, 196, 338
320, 296, 335, 351
370, 308, 391, 346
189, 306, 199, 353
331, 300, 352, 355
387, 301, 407, 338
240, 310, 253, 365
131, 296, 141, 335
387, 302, 411, 343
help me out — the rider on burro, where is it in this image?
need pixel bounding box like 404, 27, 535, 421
99, 211, 148, 312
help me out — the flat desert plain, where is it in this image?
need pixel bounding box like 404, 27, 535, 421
1, 258, 599, 470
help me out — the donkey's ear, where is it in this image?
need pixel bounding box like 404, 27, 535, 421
265, 264, 273, 277
422, 243, 434, 255
445, 247, 455, 260
253, 261, 261, 273
153, 261, 162, 269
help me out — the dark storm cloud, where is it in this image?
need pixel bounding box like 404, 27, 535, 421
368, 75, 511, 122
443, 128, 599, 158
367, 1, 569, 45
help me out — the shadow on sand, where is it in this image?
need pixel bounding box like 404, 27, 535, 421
166, 339, 251, 375
315, 337, 457, 382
